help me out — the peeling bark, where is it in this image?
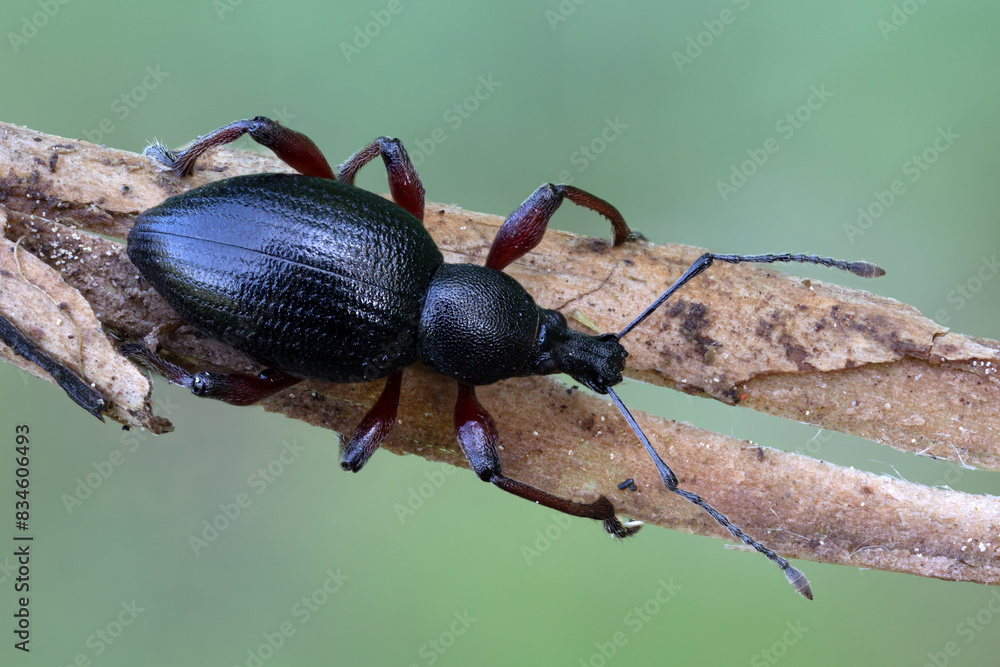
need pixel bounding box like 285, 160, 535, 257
1, 120, 998, 587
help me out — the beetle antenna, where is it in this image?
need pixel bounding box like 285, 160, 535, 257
606, 386, 813, 600
617, 251, 884, 340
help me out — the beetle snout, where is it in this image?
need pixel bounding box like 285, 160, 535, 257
556, 333, 628, 393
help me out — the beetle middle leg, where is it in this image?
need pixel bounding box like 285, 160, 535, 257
340, 370, 403, 472
455, 383, 641, 538
336, 137, 425, 221
144, 116, 336, 180
486, 184, 632, 271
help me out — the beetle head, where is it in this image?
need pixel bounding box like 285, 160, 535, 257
526, 310, 627, 393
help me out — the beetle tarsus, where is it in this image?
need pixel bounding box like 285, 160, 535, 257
143, 141, 186, 176
604, 515, 644, 539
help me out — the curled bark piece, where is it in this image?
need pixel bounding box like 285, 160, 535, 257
0, 120, 998, 586
0, 310, 105, 420
0, 208, 168, 432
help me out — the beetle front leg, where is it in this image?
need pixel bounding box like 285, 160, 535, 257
454, 384, 641, 538
485, 184, 631, 271
144, 116, 336, 180
337, 138, 425, 221
121, 343, 300, 406
340, 371, 403, 472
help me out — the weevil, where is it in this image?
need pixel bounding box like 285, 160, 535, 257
115, 116, 883, 599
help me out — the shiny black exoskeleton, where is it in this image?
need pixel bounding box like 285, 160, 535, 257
130, 173, 444, 384
122, 116, 884, 599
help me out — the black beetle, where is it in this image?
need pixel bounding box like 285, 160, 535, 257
123, 116, 884, 599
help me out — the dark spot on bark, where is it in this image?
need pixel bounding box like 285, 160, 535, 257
45, 144, 75, 174
779, 333, 816, 371
679, 302, 719, 361
827, 306, 930, 359
756, 319, 774, 338
888, 334, 926, 358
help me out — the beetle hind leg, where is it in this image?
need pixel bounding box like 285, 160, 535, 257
121, 342, 300, 406
455, 383, 641, 538
144, 116, 336, 180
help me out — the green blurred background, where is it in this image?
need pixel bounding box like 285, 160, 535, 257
2, 1, 999, 665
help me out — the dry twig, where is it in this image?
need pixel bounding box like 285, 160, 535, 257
1, 121, 998, 587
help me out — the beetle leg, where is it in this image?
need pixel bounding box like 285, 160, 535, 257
121, 343, 300, 406
144, 116, 336, 180
337, 138, 425, 221
485, 184, 631, 271
340, 370, 403, 472
454, 383, 641, 538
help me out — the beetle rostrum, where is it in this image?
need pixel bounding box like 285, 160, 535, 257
123, 116, 884, 600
